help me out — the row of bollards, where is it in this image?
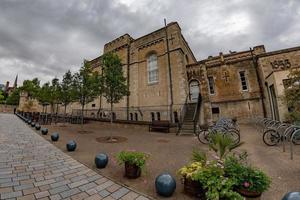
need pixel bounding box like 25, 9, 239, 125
16, 113, 177, 197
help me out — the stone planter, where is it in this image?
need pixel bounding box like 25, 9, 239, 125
124, 162, 141, 179
183, 178, 206, 199
237, 188, 262, 198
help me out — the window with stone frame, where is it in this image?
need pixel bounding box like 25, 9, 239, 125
239, 71, 248, 91
151, 112, 155, 121
156, 112, 161, 120
130, 113, 133, 120
208, 76, 215, 94
147, 54, 158, 84
283, 79, 292, 89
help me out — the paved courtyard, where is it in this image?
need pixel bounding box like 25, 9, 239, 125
0, 114, 151, 200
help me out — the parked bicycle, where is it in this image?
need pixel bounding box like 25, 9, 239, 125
197, 117, 240, 145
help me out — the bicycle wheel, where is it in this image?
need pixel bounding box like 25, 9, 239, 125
197, 129, 210, 144
292, 131, 300, 145
227, 129, 240, 145
263, 129, 280, 146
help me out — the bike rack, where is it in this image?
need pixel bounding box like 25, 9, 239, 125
290, 128, 300, 160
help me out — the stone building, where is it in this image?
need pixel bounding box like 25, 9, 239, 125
18, 22, 300, 131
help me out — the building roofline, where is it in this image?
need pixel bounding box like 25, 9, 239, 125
180, 34, 197, 62
133, 22, 179, 42
258, 45, 300, 58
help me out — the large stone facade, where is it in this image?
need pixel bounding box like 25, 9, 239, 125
18, 22, 300, 124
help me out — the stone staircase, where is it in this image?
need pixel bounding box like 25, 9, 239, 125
178, 103, 198, 135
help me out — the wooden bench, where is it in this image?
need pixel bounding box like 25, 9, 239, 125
149, 120, 170, 133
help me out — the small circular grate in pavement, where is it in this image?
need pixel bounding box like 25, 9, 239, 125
96, 136, 128, 143
157, 139, 169, 143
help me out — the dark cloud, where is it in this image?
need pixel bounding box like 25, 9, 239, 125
0, 0, 299, 85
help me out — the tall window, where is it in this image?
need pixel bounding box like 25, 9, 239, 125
135, 113, 138, 121
208, 76, 215, 94
147, 54, 158, 84
156, 112, 161, 121
151, 112, 155, 121
239, 71, 248, 91
130, 113, 133, 120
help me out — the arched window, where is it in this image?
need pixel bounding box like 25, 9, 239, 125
147, 54, 158, 84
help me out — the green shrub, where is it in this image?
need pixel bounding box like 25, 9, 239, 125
192, 163, 243, 200
224, 155, 271, 193
116, 151, 149, 169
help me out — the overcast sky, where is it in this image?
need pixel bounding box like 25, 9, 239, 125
0, 0, 299, 85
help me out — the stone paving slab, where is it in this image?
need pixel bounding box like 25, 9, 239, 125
0, 114, 151, 200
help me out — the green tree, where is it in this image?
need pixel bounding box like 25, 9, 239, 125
6, 88, 20, 105
59, 70, 75, 120
48, 78, 61, 114
0, 90, 5, 104
102, 53, 129, 140
20, 78, 40, 98
73, 61, 101, 125
284, 68, 300, 123
37, 82, 51, 113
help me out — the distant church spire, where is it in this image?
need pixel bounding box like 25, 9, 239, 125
13, 74, 18, 88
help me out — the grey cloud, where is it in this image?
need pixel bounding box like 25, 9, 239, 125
0, 0, 299, 85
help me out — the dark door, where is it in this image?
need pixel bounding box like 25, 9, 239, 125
269, 85, 280, 120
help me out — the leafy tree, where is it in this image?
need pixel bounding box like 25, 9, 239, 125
37, 82, 51, 113
59, 70, 75, 119
20, 78, 40, 98
284, 68, 300, 123
48, 78, 61, 114
6, 88, 20, 105
0, 90, 5, 104
73, 61, 101, 125
102, 53, 130, 139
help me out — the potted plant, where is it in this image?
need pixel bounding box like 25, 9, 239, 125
224, 154, 271, 198
192, 162, 243, 200
116, 151, 149, 179
178, 161, 206, 198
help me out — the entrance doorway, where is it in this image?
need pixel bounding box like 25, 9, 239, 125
189, 80, 200, 102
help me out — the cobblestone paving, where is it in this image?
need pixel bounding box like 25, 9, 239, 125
0, 114, 151, 200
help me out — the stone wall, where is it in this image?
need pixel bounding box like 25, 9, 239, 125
0, 104, 16, 113
257, 47, 300, 121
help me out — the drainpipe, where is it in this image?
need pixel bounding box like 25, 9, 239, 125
126, 42, 131, 120
250, 48, 267, 117
164, 19, 174, 122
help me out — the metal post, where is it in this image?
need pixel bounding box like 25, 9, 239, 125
164, 19, 174, 123
250, 48, 267, 118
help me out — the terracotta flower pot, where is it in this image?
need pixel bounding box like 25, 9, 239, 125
237, 188, 262, 198
124, 162, 141, 179
183, 178, 206, 199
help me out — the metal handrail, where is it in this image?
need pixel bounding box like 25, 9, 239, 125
193, 93, 202, 133
177, 95, 189, 135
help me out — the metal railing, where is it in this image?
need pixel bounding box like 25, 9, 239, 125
251, 117, 300, 160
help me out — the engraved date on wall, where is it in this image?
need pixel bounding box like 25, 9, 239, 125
270, 59, 291, 70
